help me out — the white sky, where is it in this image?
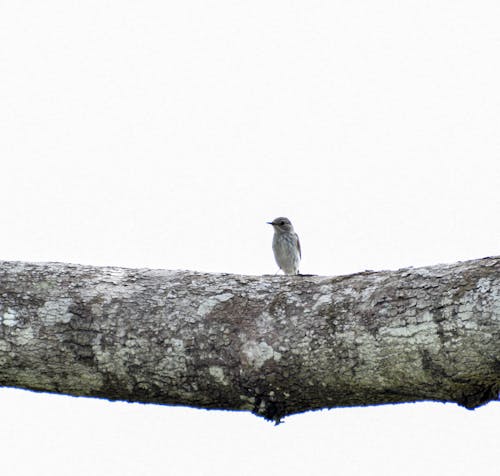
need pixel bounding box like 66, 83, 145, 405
1, 1, 499, 475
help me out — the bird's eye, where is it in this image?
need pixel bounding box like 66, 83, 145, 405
279, 221, 285, 225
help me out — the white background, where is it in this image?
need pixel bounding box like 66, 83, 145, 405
1, 2, 499, 475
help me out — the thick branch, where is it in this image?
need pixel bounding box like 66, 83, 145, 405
0, 258, 499, 421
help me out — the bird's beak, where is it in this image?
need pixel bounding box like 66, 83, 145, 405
267, 222, 274, 225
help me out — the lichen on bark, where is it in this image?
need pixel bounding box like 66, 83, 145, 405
0, 257, 499, 422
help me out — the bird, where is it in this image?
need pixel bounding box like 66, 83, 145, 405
267, 217, 301, 275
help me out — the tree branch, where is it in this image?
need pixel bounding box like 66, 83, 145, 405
1, 258, 499, 422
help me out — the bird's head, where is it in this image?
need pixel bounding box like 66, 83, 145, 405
267, 217, 294, 233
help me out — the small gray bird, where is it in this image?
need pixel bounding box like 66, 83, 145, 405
267, 217, 301, 275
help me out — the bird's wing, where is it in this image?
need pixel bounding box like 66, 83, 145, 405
296, 233, 301, 259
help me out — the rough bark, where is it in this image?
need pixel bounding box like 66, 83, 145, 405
0, 258, 499, 422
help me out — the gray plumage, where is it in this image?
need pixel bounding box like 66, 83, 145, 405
267, 217, 301, 275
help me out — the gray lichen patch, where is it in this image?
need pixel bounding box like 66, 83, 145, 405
38, 298, 74, 325
312, 293, 333, 311
197, 292, 234, 316
1, 308, 18, 327
379, 311, 440, 344
209, 366, 228, 385
13, 326, 35, 346
241, 340, 282, 368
